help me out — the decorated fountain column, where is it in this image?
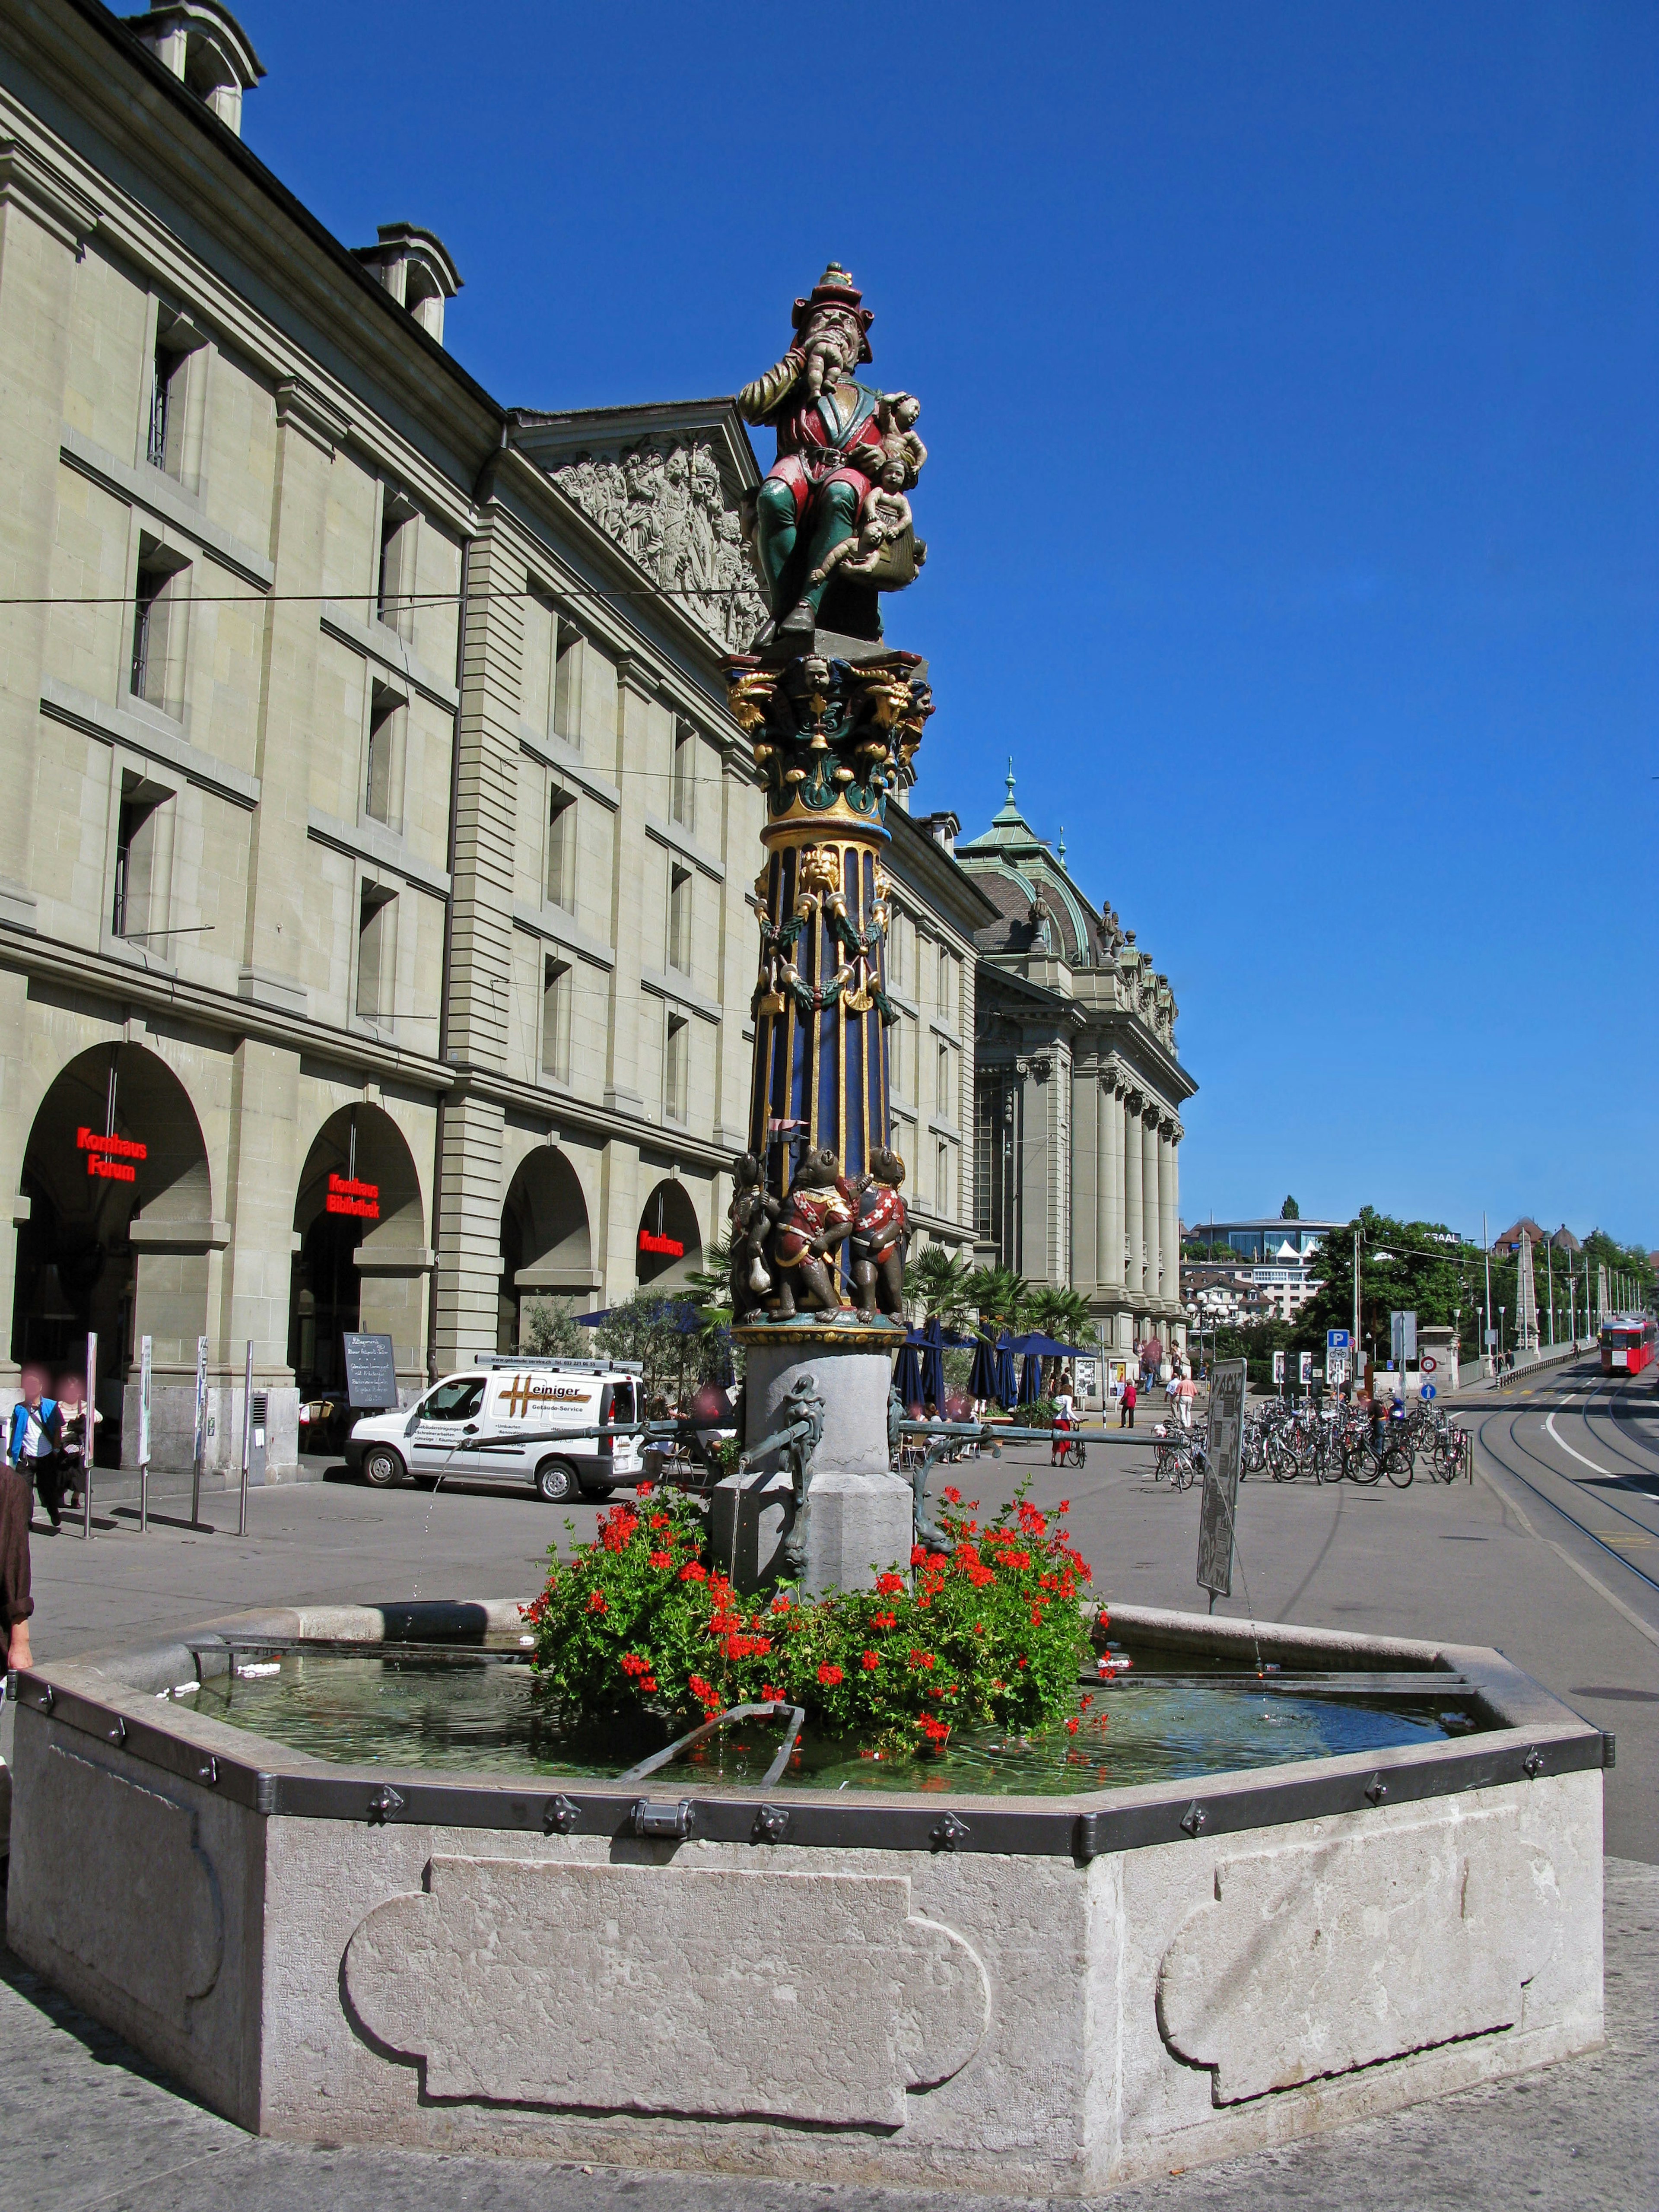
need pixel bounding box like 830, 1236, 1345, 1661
712, 263, 934, 1594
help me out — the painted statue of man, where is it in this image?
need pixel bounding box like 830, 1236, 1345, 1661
738, 263, 922, 639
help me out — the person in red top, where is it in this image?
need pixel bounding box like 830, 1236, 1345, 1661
1119, 1375, 1138, 1430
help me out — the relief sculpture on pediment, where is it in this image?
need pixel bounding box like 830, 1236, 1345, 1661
552, 437, 770, 654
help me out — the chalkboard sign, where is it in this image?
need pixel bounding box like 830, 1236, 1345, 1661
342, 1333, 397, 1409
1197, 1359, 1246, 1599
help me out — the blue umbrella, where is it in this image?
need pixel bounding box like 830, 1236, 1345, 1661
967, 1335, 998, 1402
893, 1340, 924, 1409
1018, 1350, 1045, 1405
993, 1334, 1019, 1409
918, 1316, 947, 1411
577, 1299, 705, 1332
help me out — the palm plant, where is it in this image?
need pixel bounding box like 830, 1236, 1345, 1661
1027, 1285, 1094, 1389
966, 1265, 1030, 1341
904, 1245, 974, 1329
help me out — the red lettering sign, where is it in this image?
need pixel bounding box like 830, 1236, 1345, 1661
639, 1229, 684, 1258
326, 1172, 380, 1221
78, 1125, 146, 1180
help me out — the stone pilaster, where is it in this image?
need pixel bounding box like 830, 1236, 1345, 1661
432, 1089, 506, 1369
446, 524, 522, 1071
1098, 1074, 1125, 1296
1158, 1117, 1180, 1320
1070, 1060, 1098, 1290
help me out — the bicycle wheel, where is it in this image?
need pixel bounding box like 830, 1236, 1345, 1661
1348, 1446, 1384, 1484
1317, 1443, 1347, 1483
1384, 1444, 1414, 1487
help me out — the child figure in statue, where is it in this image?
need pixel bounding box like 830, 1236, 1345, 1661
806, 453, 914, 589
728, 1153, 780, 1321
851, 1147, 909, 1318
770, 1148, 857, 1318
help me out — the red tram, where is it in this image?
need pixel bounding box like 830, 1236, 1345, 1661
1600, 1314, 1657, 1376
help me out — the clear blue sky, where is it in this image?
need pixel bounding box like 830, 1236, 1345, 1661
235, 1, 1657, 1250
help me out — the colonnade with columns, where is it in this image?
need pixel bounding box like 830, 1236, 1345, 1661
1070, 1054, 1185, 1352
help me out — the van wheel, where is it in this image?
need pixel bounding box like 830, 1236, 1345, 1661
535, 1459, 578, 1503
362, 1446, 405, 1488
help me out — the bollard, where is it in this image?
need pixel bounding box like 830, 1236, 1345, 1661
82, 1330, 96, 1541
189, 1334, 207, 1529
238, 1341, 253, 1538
138, 1333, 151, 1534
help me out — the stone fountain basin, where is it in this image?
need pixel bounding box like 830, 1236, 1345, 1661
5, 1600, 1607, 2197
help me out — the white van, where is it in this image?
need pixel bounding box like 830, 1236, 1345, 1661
344, 1357, 646, 1501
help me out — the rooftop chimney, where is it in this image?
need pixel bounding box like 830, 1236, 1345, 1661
353, 224, 463, 346
126, 3, 265, 137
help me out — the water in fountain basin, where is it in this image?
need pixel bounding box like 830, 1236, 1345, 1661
192, 1648, 1483, 1797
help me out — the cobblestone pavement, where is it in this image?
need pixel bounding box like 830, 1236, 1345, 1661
0, 1861, 1652, 2212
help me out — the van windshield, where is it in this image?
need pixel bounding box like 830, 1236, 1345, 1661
422, 1379, 486, 1422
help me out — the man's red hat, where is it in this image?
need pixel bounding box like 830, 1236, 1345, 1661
791, 262, 874, 364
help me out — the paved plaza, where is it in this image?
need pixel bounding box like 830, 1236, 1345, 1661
3, 1355, 1655, 2208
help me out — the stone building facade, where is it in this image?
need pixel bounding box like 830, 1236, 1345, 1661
0, 0, 980, 1473
954, 774, 1196, 1355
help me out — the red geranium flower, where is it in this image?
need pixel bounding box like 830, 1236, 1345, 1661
875, 1572, 905, 1596
586, 1589, 607, 1614
817, 1662, 843, 1686
649, 1551, 672, 1570
679, 1560, 708, 1583
861, 1649, 880, 1671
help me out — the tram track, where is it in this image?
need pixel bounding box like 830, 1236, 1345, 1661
1474, 1399, 1659, 1604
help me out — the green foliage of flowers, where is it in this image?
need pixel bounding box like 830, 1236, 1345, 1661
523, 1480, 1093, 1756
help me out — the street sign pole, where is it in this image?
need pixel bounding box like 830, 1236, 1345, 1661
82, 1331, 96, 1541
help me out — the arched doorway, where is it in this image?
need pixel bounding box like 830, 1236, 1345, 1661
635, 1178, 702, 1292
498, 1147, 594, 1352
12, 1042, 211, 1456
289, 1106, 424, 1398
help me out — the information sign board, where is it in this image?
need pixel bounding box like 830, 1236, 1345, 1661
1271, 1350, 1285, 1384
1325, 1348, 1350, 1385
1420, 1383, 1437, 1401
1298, 1351, 1314, 1386
1197, 1360, 1246, 1599
342, 1332, 398, 1409
1391, 1310, 1417, 1363
1327, 1329, 1350, 1351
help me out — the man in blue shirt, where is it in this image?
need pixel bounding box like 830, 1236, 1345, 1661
7, 1373, 64, 1529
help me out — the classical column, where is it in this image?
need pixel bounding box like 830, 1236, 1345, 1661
1158, 1117, 1180, 1321
1097, 1077, 1125, 1295
1071, 1062, 1098, 1291
1141, 1111, 1161, 1316
1122, 1092, 1144, 1300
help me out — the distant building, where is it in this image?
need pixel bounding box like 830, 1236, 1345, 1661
1491, 1219, 1582, 1257
1181, 1215, 1343, 1324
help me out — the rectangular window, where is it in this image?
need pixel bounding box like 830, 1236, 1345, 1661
670, 721, 695, 829
111, 772, 170, 946
938, 944, 952, 1027
541, 957, 571, 1083
890, 1019, 906, 1103
376, 491, 417, 639
888, 913, 904, 992
668, 864, 692, 974
147, 337, 181, 472
937, 1141, 952, 1217
546, 785, 576, 909
664, 1013, 689, 1124
356, 884, 395, 1021
552, 622, 584, 744
364, 685, 402, 826
938, 1042, 951, 1117
130, 540, 188, 715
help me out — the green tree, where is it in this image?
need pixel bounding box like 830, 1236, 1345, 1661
1292, 1210, 1490, 1363
1281, 1195, 1300, 1220
1027, 1286, 1092, 1346
521, 1299, 585, 1357
965, 1265, 1030, 1340
904, 1246, 974, 1329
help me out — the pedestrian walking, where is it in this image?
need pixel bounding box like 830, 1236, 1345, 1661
1177, 1370, 1197, 1432
7, 1367, 64, 1530
1120, 1376, 1137, 1430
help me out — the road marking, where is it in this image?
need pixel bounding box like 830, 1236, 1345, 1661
1474, 1462, 1659, 1652
1544, 1411, 1609, 1475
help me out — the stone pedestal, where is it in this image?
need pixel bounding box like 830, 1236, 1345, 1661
711, 1332, 912, 1595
